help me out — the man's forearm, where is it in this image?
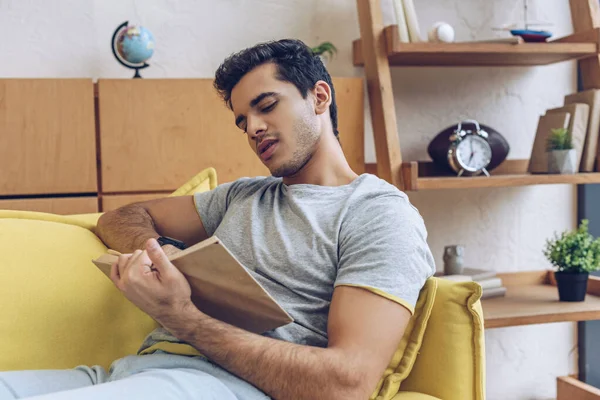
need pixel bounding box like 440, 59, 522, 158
95, 204, 159, 253
167, 308, 368, 400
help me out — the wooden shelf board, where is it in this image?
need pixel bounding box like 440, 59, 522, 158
353, 25, 599, 67
399, 160, 600, 191
483, 271, 600, 329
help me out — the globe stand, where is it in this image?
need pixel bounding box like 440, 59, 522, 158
111, 21, 150, 79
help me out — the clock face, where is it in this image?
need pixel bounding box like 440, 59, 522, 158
456, 135, 492, 172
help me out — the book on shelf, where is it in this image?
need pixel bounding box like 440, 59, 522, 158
438, 267, 506, 299
92, 236, 293, 334
563, 89, 600, 172
402, 0, 423, 43
481, 286, 507, 300
528, 111, 572, 173
392, 0, 410, 43
546, 103, 590, 170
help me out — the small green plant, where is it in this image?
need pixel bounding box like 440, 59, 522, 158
547, 127, 573, 151
543, 219, 600, 273
311, 41, 337, 61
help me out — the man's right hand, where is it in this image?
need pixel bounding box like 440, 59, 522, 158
161, 244, 182, 258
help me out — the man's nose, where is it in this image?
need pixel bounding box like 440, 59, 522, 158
246, 114, 267, 138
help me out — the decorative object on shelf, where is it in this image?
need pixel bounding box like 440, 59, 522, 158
493, 0, 553, 42
111, 21, 155, 79
546, 103, 589, 168
563, 89, 600, 172
529, 111, 571, 173
443, 245, 465, 275
311, 42, 337, 65
428, 119, 509, 177
427, 22, 455, 43
544, 219, 600, 302
547, 128, 577, 174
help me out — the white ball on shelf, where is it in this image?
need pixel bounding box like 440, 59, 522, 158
428, 22, 455, 43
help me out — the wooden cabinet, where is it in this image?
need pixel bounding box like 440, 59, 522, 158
101, 193, 169, 212
0, 197, 98, 214
97, 78, 364, 192
0, 77, 365, 213
0, 79, 97, 196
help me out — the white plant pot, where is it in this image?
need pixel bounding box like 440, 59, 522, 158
318, 54, 328, 66
548, 149, 577, 174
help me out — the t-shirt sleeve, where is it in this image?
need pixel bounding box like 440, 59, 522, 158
335, 193, 436, 314
193, 181, 237, 237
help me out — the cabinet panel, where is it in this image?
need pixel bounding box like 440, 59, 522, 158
0, 79, 97, 195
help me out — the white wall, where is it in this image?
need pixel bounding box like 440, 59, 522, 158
0, 0, 579, 398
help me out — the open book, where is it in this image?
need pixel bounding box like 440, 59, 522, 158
92, 236, 293, 334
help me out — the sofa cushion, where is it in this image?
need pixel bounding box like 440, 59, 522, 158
0, 215, 158, 371
392, 392, 442, 400
399, 278, 485, 400
169, 167, 217, 197
0, 168, 218, 371
370, 278, 437, 400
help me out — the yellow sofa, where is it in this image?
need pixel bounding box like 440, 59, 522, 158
0, 169, 485, 400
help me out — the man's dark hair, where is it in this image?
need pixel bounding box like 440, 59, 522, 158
214, 39, 339, 138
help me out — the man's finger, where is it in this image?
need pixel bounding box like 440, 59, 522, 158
116, 253, 132, 278
146, 238, 172, 274
110, 261, 120, 284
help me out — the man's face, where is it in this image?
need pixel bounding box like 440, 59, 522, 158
230, 63, 320, 177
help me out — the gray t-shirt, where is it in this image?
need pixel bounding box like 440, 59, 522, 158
139, 173, 435, 351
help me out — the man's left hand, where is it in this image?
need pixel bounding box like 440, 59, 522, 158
110, 238, 196, 326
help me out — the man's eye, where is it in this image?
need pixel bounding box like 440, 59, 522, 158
261, 102, 277, 113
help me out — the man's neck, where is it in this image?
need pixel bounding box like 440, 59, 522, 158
282, 135, 358, 187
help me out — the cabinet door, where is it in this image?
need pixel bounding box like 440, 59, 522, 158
101, 193, 170, 212
0, 197, 98, 215
97, 78, 364, 192
0, 79, 97, 195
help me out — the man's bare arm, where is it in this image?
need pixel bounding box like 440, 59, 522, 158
161, 285, 411, 400
95, 196, 208, 254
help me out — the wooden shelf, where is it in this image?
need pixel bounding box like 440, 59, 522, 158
399, 160, 600, 191
483, 271, 600, 329
353, 25, 599, 67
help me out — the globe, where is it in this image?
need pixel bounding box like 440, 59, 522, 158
111, 21, 155, 78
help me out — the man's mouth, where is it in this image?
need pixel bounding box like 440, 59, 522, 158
258, 140, 278, 161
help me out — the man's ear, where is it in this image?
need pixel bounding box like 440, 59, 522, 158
312, 80, 332, 116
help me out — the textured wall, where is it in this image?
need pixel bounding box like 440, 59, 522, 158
0, 0, 579, 398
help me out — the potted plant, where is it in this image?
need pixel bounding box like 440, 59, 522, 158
311, 42, 337, 65
547, 127, 577, 174
543, 219, 600, 302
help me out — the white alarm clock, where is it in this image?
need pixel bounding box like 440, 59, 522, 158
448, 120, 492, 177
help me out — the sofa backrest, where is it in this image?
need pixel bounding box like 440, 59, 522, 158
400, 278, 486, 400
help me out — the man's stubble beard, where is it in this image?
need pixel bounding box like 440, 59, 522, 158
270, 112, 320, 178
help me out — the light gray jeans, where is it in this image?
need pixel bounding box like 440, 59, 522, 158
0, 353, 270, 400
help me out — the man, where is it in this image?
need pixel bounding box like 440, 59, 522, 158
0, 39, 434, 400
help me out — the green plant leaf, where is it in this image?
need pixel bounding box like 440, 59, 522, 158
543, 219, 600, 273
312, 41, 337, 59
546, 127, 573, 151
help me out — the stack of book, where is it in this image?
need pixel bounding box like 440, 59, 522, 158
438, 268, 507, 299
392, 0, 423, 43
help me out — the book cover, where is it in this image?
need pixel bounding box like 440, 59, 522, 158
477, 277, 503, 290
461, 267, 497, 282
92, 236, 293, 334
528, 111, 571, 173
546, 103, 590, 170
564, 90, 600, 172
402, 0, 423, 43
392, 0, 410, 43
481, 286, 507, 299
